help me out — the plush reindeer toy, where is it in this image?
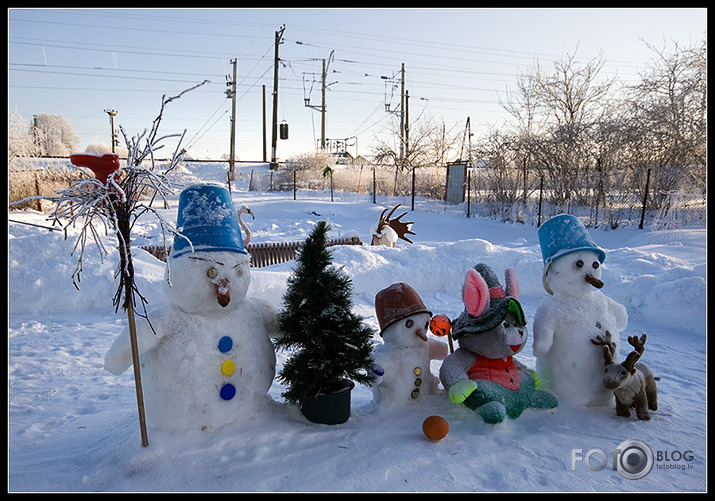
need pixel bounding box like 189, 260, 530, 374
592, 332, 658, 420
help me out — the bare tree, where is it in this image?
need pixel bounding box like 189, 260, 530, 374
627, 37, 706, 193
371, 114, 462, 168
8, 110, 35, 167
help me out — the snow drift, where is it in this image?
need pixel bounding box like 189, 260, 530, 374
8, 162, 706, 492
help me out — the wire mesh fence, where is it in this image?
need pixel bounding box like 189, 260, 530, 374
10, 158, 706, 229
247, 163, 706, 229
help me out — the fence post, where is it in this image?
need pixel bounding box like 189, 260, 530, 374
466, 169, 471, 218
639, 168, 651, 230
293, 170, 297, 200
538, 175, 544, 227
372, 167, 376, 204
34, 172, 42, 211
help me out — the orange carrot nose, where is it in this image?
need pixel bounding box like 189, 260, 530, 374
585, 274, 604, 289
215, 278, 230, 307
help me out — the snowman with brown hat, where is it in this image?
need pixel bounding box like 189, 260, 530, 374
372, 283, 449, 405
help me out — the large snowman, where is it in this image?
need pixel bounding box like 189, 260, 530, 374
371, 283, 448, 405
104, 184, 278, 432
532, 214, 628, 407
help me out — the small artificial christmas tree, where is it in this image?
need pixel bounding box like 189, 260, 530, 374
275, 220, 376, 409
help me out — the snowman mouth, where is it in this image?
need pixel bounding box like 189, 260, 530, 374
215, 278, 230, 307
585, 274, 604, 289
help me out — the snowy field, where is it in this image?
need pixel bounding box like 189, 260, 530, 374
8, 162, 707, 492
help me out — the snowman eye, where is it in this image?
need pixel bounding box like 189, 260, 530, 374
424, 321, 429, 330
575, 260, 584, 268
405, 319, 414, 328
207, 267, 218, 278
592, 261, 600, 269
236, 267, 243, 277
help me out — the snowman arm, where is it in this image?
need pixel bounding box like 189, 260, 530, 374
608, 298, 629, 330
252, 298, 280, 339
428, 338, 449, 361
104, 316, 162, 375
532, 308, 555, 357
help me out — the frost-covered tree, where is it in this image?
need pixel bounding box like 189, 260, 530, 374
8, 110, 34, 160
32, 114, 81, 157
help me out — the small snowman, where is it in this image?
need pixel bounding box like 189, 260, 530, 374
532, 214, 628, 407
104, 184, 278, 432
372, 283, 448, 405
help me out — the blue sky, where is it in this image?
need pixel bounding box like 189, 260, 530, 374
8, 8, 707, 162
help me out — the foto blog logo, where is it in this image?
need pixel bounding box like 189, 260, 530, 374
571, 439, 654, 480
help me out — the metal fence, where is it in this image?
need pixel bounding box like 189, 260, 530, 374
247, 164, 707, 229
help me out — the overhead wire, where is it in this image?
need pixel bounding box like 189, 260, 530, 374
9, 10, 660, 156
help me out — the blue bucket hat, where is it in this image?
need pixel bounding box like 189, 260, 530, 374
172, 184, 247, 259
538, 214, 605, 294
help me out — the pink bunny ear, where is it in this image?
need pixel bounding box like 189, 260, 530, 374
504, 267, 519, 299
463, 268, 489, 317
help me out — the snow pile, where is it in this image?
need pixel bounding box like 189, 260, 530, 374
8, 162, 706, 492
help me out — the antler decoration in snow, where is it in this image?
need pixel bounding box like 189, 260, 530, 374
371, 204, 416, 247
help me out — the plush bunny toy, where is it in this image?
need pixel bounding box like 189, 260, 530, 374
439, 263, 558, 424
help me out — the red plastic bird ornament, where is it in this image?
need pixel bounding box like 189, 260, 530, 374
70, 153, 120, 184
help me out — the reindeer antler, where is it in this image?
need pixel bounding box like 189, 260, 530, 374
382, 204, 416, 244
374, 204, 416, 244
622, 333, 646, 374
592, 331, 616, 366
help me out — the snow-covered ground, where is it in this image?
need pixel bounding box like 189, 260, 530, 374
8, 162, 706, 492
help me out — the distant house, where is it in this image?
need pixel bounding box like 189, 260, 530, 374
331, 151, 372, 166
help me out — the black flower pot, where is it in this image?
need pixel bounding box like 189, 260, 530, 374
300, 379, 355, 425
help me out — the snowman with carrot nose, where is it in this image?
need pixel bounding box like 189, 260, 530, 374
371, 283, 449, 405
532, 214, 628, 408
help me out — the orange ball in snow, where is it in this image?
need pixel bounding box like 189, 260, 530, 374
422, 415, 449, 440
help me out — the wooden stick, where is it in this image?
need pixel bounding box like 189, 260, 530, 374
126, 298, 149, 447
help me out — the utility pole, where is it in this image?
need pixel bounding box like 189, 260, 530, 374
305, 50, 334, 150
262, 84, 267, 163
226, 58, 237, 178
399, 63, 405, 168
405, 90, 409, 163
104, 109, 118, 153
33, 115, 39, 156
270, 25, 285, 170
320, 58, 327, 150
